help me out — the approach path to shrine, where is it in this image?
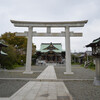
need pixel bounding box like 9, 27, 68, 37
9, 65, 72, 100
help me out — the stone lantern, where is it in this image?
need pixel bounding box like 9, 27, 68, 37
86, 37, 100, 86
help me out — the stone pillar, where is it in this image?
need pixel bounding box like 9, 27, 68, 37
64, 26, 73, 74
23, 26, 33, 74
94, 57, 100, 86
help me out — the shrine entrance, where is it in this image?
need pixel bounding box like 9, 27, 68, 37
11, 20, 88, 74
46, 52, 55, 62
45, 52, 61, 63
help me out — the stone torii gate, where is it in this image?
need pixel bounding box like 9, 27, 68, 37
11, 20, 88, 74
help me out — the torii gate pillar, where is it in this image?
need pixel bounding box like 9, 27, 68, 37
23, 26, 33, 74
64, 26, 73, 74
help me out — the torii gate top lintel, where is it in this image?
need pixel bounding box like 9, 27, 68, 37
10, 20, 88, 27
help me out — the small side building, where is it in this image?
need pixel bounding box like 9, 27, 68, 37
86, 37, 100, 86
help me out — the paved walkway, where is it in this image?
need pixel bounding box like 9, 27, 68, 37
37, 65, 57, 79
1, 65, 72, 100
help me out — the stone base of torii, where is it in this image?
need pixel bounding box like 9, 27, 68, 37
11, 20, 88, 74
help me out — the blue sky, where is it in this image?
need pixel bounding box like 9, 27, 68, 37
0, 0, 100, 52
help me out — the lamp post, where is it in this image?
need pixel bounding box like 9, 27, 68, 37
86, 37, 100, 86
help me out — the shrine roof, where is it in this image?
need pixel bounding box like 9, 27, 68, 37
0, 50, 8, 56
86, 37, 100, 47
0, 42, 8, 47
40, 43, 62, 53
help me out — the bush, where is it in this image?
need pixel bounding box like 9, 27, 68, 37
16, 54, 26, 65
0, 45, 17, 69
12, 64, 23, 68
88, 62, 95, 70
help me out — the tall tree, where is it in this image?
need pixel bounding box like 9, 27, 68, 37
0, 32, 36, 67
0, 32, 36, 55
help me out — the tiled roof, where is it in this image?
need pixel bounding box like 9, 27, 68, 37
0, 42, 8, 47
86, 37, 100, 47
0, 42, 8, 55
0, 50, 8, 55
39, 43, 62, 53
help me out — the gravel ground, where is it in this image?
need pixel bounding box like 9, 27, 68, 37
0, 71, 41, 78
55, 65, 95, 79
13, 65, 47, 71
64, 80, 100, 100
0, 65, 47, 78
0, 80, 28, 97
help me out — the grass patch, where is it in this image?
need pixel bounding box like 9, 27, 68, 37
12, 64, 23, 69
88, 63, 95, 70
80, 64, 84, 67
81, 62, 95, 70
71, 62, 80, 65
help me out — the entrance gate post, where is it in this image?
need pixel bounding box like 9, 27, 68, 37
64, 26, 73, 74
23, 26, 33, 74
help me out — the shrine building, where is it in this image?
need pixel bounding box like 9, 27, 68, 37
36, 42, 65, 63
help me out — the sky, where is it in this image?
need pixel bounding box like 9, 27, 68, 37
0, 0, 100, 52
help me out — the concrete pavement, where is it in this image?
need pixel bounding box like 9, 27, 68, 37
0, 65, 72, 100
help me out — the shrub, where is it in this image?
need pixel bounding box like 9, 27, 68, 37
88, 62, 95, 70
0, 45, 17, 69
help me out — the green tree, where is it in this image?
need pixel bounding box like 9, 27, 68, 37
0, 32, 36, 55
0, 32, 36, 68
1, 32, 27, 50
